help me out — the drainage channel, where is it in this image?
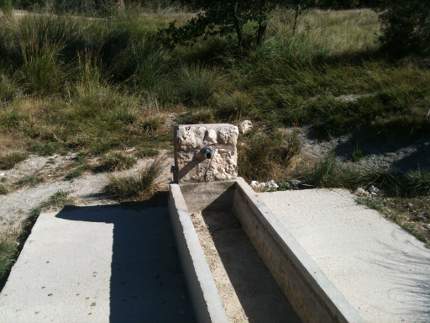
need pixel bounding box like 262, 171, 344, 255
191, 210, 301, 323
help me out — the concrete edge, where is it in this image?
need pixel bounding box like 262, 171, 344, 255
168, 184, 228, 323
234, 177, 364, 323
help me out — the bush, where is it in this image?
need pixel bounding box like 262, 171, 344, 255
238, 129, 301, 181
175, 65, 222, 106
380, 0, 430, 56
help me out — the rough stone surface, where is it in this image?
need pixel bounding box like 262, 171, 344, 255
174, 124, 239, 183
239, 120, 253, 135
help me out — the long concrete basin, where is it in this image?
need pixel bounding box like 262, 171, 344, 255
169, 178, 363, 323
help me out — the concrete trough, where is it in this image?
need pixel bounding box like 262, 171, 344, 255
169, 178, 364, 323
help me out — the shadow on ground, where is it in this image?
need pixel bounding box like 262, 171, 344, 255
331, 131, 430, 171
56, 193, 196, 323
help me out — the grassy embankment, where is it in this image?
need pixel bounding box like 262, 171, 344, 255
0, 7, 429, 242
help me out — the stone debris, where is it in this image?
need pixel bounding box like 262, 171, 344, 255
368, 185, 380, 196
239, 120, 253, 135
251, 180, 279, 192
355, 187, 370, 197
355, 186, 380, 197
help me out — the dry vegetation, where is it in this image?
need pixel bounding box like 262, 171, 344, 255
0, 6, 428, 249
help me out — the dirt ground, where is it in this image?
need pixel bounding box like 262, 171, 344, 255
0, 153, 172, 236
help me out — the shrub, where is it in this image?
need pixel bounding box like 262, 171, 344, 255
380, 0, 430, 56
160, 0, 275, 49
238, 129, 301, 181
213, 91, 254, 121
175, 65, 222, 105
16, 46, 66, 95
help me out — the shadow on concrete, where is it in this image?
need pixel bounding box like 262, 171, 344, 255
201, 191, 302, 323
371, 241, 430, 322
56, 193, 196, 323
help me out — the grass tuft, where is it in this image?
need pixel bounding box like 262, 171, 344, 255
0, 152, 28, 170
39, 191, 70, 210
0, 184, 7, 195
103, 159, 163, 200
0, 237, 16, 282
239, 129, 301, 181
175, 65, 223, 106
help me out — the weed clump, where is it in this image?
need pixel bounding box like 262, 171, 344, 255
103, 159, 163, 200
0, 184, 8, 195
0, 152, 27, 170
239, 129, 301, 182
40, 191, 71, 210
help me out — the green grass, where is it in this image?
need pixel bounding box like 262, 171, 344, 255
0, 8, 428, 192
0, 8, 427, 158
300, 155, 430, 198
103, 159, 162, 200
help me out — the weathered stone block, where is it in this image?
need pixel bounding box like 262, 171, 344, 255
173, 124, 239, 183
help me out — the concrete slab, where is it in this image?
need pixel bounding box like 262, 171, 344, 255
259, 189, 430, 323
0, 203, 196, 323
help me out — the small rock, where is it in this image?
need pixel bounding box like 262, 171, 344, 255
251, 180, 279, 192
368, 185, 380, 196
266, 180, 279, 191
125, 147, 136, 153
239, 120, 253, 135
355, 187, 370, 197
251, 180, 266, 191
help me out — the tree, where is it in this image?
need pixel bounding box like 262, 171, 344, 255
161, 0, 277, 50
380, 0, 430, 56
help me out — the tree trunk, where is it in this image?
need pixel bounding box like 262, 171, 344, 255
117, 0, 125, 10
293, 4, 302, 35
232, 1, 243, 50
